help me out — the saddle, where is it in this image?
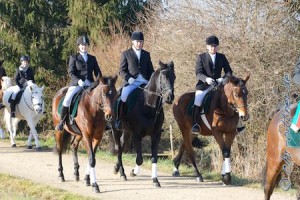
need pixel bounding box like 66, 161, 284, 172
58, 88, 84, 134
114, 85, 145, 116
187, 91, 213, 116
8, 88, 25, 105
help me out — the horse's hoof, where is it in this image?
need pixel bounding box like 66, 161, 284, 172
196, 176, 204, 182
172, 171, 180, 177
58, 176, 65, 182
153, 178, 161, 188
222, 173, 231, 185
27, 145, 33, 149
130, 169, 136, 177
11, 144, 16, 148
35, 147, 42, 151
120, 175, 127, 181
92, 183, 100, 193
84, 175, 91, 186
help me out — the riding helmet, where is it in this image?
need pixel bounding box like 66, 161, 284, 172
131, 31, 144, 41
20, 55, 30, 62
206, 35, 219, 46
77, 35, 90, 45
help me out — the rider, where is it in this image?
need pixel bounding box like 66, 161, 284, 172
55, 35, 102, 131
115, 31, 154, 130
0, 59, 7, 109
192, 35, 245, 133
10, 55, 35, 118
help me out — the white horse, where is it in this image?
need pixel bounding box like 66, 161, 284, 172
0, 76, 13, 138
2, 82, 45, 150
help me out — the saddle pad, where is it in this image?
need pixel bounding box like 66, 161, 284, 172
286, 128, 300, 148
58, 91, 82, 118
187, 91, 213, 116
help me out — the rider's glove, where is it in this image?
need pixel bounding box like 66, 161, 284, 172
78, 79, 85, 87
217, 77, 224, 84
205, 77, 215, 85
128, 77, 135, 85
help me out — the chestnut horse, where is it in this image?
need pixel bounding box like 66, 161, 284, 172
112, 61, 176, 187
264, 103, 300, 200
172, 75, 250, 184
52, 75, 117, 193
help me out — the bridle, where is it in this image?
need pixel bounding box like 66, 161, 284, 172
228, 85, 248, 112
24, 89, 44, 112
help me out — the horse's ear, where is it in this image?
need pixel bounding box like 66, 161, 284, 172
244, 74, 250, 83
169, 61, 174, 70
159, 60, 166, 69
228, 76, 238, 85
112, 75, 118, 84
41, 85, 45, 91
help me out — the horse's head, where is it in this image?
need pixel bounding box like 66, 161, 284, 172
157, 61, 176, 104
28, 84, 45, 115
98, 75, 118, 121
224, 74, 250, 121
1, 76, 12, 90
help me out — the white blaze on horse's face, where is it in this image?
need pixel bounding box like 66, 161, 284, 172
30, 85, 44, 114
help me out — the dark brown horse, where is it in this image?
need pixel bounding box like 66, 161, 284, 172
52, 75, 117, 193
172, 75, 250, 184
264, 103, 300, 200
112, 61, 176, 187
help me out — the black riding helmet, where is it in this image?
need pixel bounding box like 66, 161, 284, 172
206, 35, 219, 46
131, 31, 144, 41
77, 35, 90, 45
20, 55, 30, 62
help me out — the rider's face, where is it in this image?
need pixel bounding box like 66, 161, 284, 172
21, 60, 29, 67
132, 40, 144, 50
78, 44, 88, 53
207, 44, 219, 54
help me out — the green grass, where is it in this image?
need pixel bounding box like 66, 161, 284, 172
0, 174, 97, 200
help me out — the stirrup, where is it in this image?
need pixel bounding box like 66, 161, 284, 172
192, 124, 200, 133
236, 126, 245, 133
55, 121, 64, 131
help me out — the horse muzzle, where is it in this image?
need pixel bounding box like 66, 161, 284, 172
164, 93, 174, 104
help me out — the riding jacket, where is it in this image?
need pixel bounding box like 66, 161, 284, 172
119, 48, 154, 86
14, 67, 35, 89
68, 53, 102, 86
195, 52, 233, 90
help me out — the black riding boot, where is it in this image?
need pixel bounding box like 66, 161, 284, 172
191, 105, 202, 133
115, 101, 126, 130
10, 99, 16, 118
55, 106, 68, 131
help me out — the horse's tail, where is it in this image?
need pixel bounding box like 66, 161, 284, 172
53, 131, 71, 154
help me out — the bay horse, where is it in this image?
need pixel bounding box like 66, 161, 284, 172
112, 61, 176, 187
52, 75, 117, 193
264, 103, 300, 200
172, 75, 250, 184
3, 82, 45, 149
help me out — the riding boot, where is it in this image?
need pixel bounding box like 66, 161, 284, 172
115, 101, 126, 130
192, 105, 202, 133
55, 106, 68, 131
10, 99, 16, 118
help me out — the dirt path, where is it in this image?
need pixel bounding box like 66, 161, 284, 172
0, 140, 295, 200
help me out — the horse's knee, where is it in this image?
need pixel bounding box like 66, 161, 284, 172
222, 148, 230, 158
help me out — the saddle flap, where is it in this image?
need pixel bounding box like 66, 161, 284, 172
187, 91, 213, 116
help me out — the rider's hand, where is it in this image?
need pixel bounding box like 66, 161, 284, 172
78, 79, 85, 87
217, 77, 224, 84
205, 77, 215, 85
84, 79, 91, 87
27, 80, 34, 86
128, 77, 135, 85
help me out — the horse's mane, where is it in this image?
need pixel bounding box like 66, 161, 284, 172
103, 76, 116, 87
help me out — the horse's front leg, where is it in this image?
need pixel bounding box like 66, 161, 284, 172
150, 131, 162, 188
112, 128, 127, 181
85, 138, 100, 193
71, 135, 82, 181
130, 137, 143, 177
27, 120, 41, 151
